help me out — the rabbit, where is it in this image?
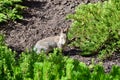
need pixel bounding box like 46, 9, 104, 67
33, 27, 68, 54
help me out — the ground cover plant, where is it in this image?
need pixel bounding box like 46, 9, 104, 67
0, 0, 25, 23
0, 34, 120, 80
67, 0, 120, 58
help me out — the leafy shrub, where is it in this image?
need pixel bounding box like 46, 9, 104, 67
67, 0, 120, 58
0, 0, 25, 23
0, 34, 16, 80
0, 34, 119, 80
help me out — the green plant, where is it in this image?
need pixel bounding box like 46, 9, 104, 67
67, 0, 120, 58
0, 0, 25, 23
0, 35, 120, 79
0, 34, 16, 80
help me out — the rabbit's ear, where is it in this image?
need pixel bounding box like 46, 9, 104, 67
59, 26, 69, 33
63, 26, 69, 33
60, 27, 64, 33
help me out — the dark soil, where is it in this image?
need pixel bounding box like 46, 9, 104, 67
0, 0, 120, 72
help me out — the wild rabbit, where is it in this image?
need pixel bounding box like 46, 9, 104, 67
33, 28, 68, 54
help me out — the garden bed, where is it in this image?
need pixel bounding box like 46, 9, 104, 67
0, 0, 119, 72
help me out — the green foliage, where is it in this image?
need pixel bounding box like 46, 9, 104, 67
0, 34, 16, 80
0, 0, 25, 23
0, 34, 120, 80
67, 0, 120, 58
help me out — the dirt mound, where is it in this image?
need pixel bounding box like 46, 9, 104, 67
0, 0, 119, 72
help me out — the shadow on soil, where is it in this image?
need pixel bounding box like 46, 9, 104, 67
22, 0, 47, 9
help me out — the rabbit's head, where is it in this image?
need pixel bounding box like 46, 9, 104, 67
58, 27, 69, 48
59, 32, 67, 45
